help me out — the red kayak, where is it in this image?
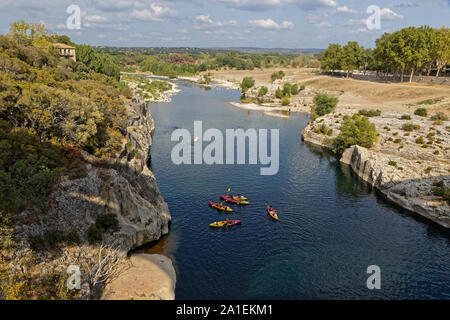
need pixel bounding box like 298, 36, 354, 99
220, 195, 250, 205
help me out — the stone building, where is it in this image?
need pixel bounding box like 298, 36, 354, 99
53, 43, 76, 61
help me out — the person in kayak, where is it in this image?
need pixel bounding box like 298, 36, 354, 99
225, 218, 233, 226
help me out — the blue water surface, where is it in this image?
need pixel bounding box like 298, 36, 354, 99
142, 80, 450, 300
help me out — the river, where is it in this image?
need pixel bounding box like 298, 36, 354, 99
141, 80, 450, 299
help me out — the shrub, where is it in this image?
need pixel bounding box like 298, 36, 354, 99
418, 97, 443, 105
240, 77, 255, 94
430, 112, 448, 121
29, 229, 81, 250
415, 137, 425, 144
313, 93, 338, 116
281, 96, 290, 106
313, 123, 333, 136
414, 108, 427, 117
87, 212, 119, 244
388, 161, 397, 167
402, 123, 420, 132
282, 83, 292, 97
332, 114, 378, 156
300, 84, 306, 91
400, 115, 411, 120
425, 167, 432, 174
291, 84, 299, 95
258, 86, 268, 97
95, 212, 119, 232
87, 225, 102, 244
394, 138, 402, 144
275, 87, 283, 99
358, 109, 381, 117
271, 70, 284, 82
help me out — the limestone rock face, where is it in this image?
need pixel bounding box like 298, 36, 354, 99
302, 110, 450, 228
31, 99, 171, 252
102, 254, 176, 300
341, 145, 450, 228
11, 99, 173, 299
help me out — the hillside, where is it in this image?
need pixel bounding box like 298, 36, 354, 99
0, 27, 171, 299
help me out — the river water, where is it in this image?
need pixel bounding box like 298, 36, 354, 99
142, 80, 450, 300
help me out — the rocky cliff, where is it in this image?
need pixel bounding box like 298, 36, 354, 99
11, 98, 173, 299
302, 110, 450, 228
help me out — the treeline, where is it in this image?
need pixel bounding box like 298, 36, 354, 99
321, 26, 450, 82
110, 50, 321, 78
76, 45, 121, 80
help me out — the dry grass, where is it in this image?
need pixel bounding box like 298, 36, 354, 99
208, 68, 450, 114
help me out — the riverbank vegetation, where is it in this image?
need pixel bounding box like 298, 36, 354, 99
121, 75, 173, 101
333, 115, 378, 156
320, 26, 449, 82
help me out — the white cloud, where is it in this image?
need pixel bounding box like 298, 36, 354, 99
348, 28, 369, 34
248, 18, 294, 29
336, 6, 357, 14
84, 15, 107, 23
130, 3, 178, 21
380, 8, 404, 20
315, 21, 332, 28
190, 0, 337, 11
344, 19, 367, 26
193, 14, 238, 28
306, 12, 328, 23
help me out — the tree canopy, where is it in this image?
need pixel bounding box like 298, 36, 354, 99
321, 26, 450, 82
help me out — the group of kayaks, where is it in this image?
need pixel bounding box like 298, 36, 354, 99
208, 194, 278, 228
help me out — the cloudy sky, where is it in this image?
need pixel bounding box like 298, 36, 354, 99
0, 0, 448, 48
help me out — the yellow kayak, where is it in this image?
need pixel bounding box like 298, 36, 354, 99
209, 220, 241, 228
267, 205, 279, 221
209, 202, 233, 212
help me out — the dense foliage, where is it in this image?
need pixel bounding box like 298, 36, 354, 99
321, 26, 449, 82
333, 114, 378, 156
312, 93, 339, 116
0, 23, 130, 255
240, 77, 255, 95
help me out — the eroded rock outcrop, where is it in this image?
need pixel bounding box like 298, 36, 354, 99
11, 98, 173, 299
302, 110, 450, 228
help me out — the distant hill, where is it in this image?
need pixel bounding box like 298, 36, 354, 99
93, 46, 324, 55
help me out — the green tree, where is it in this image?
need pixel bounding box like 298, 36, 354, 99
313, 93, 338, 116
275, 87, 283, 99
333, 114, 378, 156
432, 28, 450, 78
282, 83, 292, 97
258, 86, 268, 97
240, 77, 255, 96
321, 44, 343, 73
341, 41, 364, 77
9, 21, 49, 47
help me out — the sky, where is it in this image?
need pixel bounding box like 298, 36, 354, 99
0, 0, 448, 49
